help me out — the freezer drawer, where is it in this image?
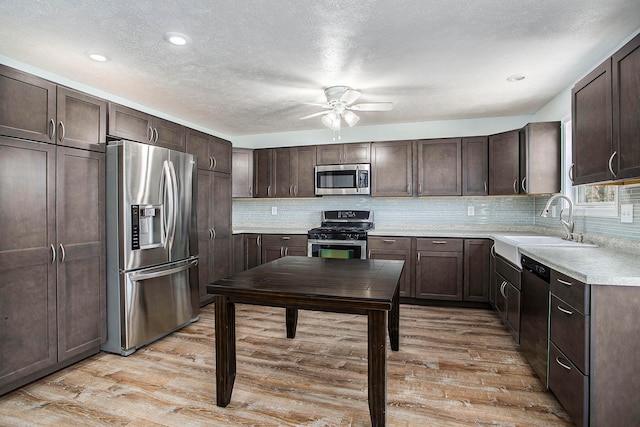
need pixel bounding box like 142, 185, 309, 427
102, 257, 199, 355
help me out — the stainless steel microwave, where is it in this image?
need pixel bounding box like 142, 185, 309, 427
315, 164, 370, 196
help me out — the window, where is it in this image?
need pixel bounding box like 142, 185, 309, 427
564, 119, 619, 217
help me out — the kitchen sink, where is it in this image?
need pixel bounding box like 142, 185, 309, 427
493, 235, 597, 268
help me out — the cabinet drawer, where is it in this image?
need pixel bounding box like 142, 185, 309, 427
495, 255, 521, 290
549, 343, 588, 427
550, 294, 589, 374
416, 238, 462, 252
261, 234, 307, 247
551, 270, 589, 314
368, 236, 412, 250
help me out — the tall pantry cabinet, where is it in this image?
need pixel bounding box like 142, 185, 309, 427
0, 65, 106, 395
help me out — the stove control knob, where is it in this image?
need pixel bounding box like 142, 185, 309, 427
320, 234, 328, 240
347, 233, 357, 240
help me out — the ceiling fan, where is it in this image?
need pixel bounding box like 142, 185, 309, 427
299, 86, 393, 139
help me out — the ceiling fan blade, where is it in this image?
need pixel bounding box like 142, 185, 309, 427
340, 89, 361, 105
348, 102, 394, 112
300, 110, 331, 120
298, 102, 331, 108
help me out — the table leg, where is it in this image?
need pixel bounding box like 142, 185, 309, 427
286, 307, 298, 338
368, 310, 386, 427
388, 285, 400, 351
215, 295, 236, 407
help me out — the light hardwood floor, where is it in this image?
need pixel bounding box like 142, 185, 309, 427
0, 303, 573, 426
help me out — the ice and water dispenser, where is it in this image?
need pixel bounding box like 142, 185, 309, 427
130, 205, 163, 250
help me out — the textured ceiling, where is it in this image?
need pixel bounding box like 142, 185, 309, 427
1, 1, 639, 137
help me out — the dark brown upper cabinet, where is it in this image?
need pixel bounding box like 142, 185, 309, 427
611, 32, 640, 181
253, 146, 315, 198
232, 148, 254, 198
186, 128, 232, 174
416, 138, 462, 196
462, 136, 488, 196
572, 33, 640, 184
0, 65, 106, 151
108, 103, 185, 151
519, 122, 561, 194
571, 60, 613, 185
316, 142, 370, 165
371, 140, 414, 196
489, 130, 520, 195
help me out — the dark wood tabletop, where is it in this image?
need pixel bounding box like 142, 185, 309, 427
206, 256, 405, 427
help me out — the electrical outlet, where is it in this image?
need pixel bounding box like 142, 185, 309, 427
467, 206, 475, 216
621, 204, 633, 223
271, 206, 278, 215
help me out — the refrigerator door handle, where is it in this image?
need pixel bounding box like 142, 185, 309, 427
128, 258, 198, 281
161, 160, 176, 249
168, 160, 179, 246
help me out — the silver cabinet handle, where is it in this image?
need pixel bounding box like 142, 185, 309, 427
555, 357, 572, 371
249, 185, 252, 195
49, 118, 56, 140
513, 179, 518, 194
569, 163, 575, 184
281, 236, 290, 240
417, 252, 421, 263
285, 247, 289, 256
608, 151, 618, 178
50, 244, 56, 264
148, 126, 154, 143
500, 281, 507, 298
211, 156, 217, 170
256, 235, 261, 247
209, 157, 214, 170
294, 185, 298, 196
59, 243, 66, 264
484, 181, 488, 194
153, 128, 159, 143
521, 176, 528, 193
280, 247, 284, 257
289, 185, 294, 196
431, 240, 447, 244
557, 305, 573, 315
58, 121, 66, 142
209, 229, 214, 240
267, 185, 272, 197
557, 278, 573, 287
212, 228, 216, 240
383, 239, 396, 243
490, 244, 496, 257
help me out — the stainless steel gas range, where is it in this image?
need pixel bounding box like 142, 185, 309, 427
307, 210, 373, 259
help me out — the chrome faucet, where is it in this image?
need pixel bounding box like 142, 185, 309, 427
540, 193, 574, 240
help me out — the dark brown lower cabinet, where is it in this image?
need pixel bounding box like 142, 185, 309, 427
261, 234, 307, 264
415, 238, 464, 300
493, 256, 521, 343
0, 137, 105, 395
463, 239, 492, 302
367, 237, 413, 297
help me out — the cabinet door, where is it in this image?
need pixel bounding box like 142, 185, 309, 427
244, 234, 262, 269
212, 172, 232, 282
196, 170, 215, 304
232, 234, 244, 275
612, 32, 640, 180
495, 273, 508, 318
232, 148, 254, 198
152, 117, 185, 151
186, 128, 212, 170
415, 241, 463, 301
273, 147, 293, 197
344, 142, 371, 163
0, 137, 57, 391
463, 239, 491, 302
571, 60, 613, 185
253, 149, 272, 197
417, 138, 462, 196
56, 87, 107, 152
56, 147, 105, 361
371, 140, 413, 196
316, 144, 343, 165
262, 245, 284, 263
210, 136, 232, 174
462, 137, 488, 196
489, 130, 520, 194
519, 122, 561, 194
505, 282, 521, 342
0, 65, 56, 143
108, 103, 152, 143
368, 237, 413, 297
293, 145, 316, 197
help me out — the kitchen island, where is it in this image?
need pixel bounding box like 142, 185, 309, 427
206, 256, 404, 427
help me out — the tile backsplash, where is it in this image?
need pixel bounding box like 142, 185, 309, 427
234, 186, 640, 243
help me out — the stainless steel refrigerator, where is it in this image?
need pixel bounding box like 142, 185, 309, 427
102, 140, 199, 356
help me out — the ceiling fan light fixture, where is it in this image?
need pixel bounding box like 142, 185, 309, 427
343, 110, 360, 127
322, 112, 341, 131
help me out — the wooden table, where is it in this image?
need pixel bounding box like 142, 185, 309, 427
206, 256, 404, 427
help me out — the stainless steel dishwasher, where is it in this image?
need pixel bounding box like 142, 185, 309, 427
520, 255, 551, 388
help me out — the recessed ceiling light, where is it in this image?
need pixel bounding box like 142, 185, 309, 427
88, 53, 109, 62
507, 74, 525, 82
164, 32, 191, 46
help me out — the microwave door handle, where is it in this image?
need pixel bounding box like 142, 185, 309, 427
129, 258, 198, 281
355, 165, 360, 190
